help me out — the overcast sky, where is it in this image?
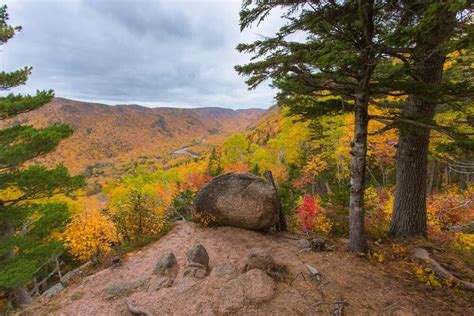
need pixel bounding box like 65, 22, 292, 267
2, 0, 284, 109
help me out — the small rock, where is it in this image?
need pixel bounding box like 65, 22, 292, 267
187, 244, 209, 268
297, 239, 311, 249
41, 283, 64, 298
149, 277, 174, 290
242, 248, 275, 272
310, 237, 326, 251
215, 278, 245, 314
153, 250, 179, 278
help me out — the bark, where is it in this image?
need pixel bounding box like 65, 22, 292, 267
390, 114, 433, 237
349, 94, 370, 253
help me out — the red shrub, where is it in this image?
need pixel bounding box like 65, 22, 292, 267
297, 194, 320, 231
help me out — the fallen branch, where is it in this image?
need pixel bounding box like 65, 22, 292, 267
412, 248, 474, 291
304, 263, 321, 282
125, 300, 153, 316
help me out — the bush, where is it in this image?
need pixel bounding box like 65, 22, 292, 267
171, 188, 194, 220
64, 209, 118, 261
320, 185, 350, 237
295, 194, 332, 236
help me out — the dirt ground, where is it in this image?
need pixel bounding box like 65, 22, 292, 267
20, 222, 473, 315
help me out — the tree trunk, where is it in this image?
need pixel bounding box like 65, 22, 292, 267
348, 0, 374, 253
389, 2, 458, 237
263, 170, 287, 232
390, 52, 445, 237
11, 287, 33, 308
349, 95, 370, 253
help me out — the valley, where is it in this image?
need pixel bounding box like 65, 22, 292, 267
0, 97, 265, 177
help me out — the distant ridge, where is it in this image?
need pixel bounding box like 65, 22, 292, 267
1, 97, 267, 175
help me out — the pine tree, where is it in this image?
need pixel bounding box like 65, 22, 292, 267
0, 5, 84, 306
208, 147, 223, 176
381, 2, 473, 237
236, 0, 388, 253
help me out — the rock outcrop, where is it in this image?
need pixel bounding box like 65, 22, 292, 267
193, 172, 279, 230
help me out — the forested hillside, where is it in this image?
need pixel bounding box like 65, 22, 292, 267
0, 97, 264, 174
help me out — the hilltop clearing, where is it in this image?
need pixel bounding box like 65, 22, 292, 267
21, 222, 473, 315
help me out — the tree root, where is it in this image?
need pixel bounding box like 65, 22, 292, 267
411, 248, 474, 291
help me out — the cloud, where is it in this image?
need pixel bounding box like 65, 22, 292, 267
2, 0, 284, 109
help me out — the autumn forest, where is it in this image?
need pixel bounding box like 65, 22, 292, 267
0, 1, 473, 314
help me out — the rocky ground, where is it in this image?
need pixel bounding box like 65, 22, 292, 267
21, 222, 473, 315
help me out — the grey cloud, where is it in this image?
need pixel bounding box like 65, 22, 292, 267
2, 0, 282, 109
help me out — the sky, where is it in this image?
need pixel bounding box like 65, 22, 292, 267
2, 0, 284, 109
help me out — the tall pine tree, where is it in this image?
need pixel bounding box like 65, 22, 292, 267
0, 5, 84, 307
236, 0, 393, 252
384, 1, 473, 237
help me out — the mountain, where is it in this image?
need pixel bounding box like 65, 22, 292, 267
1, 98, 266, 174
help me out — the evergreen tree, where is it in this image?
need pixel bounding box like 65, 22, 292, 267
236, 0, 388, 253
384, 1, 473, 237
0, 5, 84, 306
252, 163, 261, 175
208, 147, 223, 176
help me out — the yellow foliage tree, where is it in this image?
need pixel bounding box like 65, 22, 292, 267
64, 209, 118, 261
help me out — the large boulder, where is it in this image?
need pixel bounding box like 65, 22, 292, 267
193, 172, 279, 230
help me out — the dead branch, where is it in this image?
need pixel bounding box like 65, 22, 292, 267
315, 300, 349, 306
304, 263, 321, 282
125, 300, 153, 316
290, 271, 307, 285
